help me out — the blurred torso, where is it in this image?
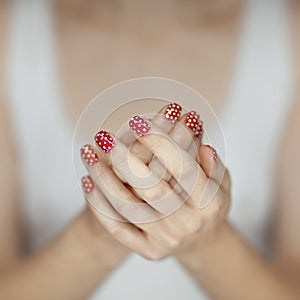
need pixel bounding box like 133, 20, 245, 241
55, 0, 242, 124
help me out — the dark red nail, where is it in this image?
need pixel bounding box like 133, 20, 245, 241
94, 130, 115, 153
82, 175, 94, 193
205, 145, 217, 160
164, 102, 182, 123
129, 115, 151, 137
185, 111, 200, 132
81, 144, 99, 166
195, 120, 203, 138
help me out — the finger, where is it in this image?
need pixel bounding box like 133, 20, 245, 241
188, 136, 200, 161
81, 146, 160, 223
187, 120, 203, 163
151, 102, 183, 134
94, 130, 184, 216
128, 116, 208, 203
82, 176, 195, 251
123, 102, 183, 164
195, 120, 204, 145
148, 111, 201, 181
168, 176, 186, 198
81, 175, 151, 255
80, 145, 196, 250
198, 145, 231, 192
170, 111, 200, 148
81, 175, 125, 221
81, 143, 127, 185
189, 120, 203, 162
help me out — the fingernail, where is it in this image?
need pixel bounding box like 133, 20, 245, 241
80, 144, 99, 166
82, 175, 94, 193
129, 115, 151, 137
164, 102, 182, 122
94, 130, 115, 153
195, 120, 203, 138
205, 145, 217, 160
185, 111, 200, 132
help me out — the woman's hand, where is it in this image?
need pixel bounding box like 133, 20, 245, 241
81, 104, 230, 260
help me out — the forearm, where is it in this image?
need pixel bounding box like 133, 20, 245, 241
177, 221, 299, 300
0, 208, 129, 300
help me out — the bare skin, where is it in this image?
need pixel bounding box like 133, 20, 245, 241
0, 0, 300, 299
55, 0, 242, 124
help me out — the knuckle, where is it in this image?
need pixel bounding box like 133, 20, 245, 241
113, 199, 137, 219
141, 181, 169, 202
129, 142, 151, 164
184, 219, 200, 235
151, 136, 168, 152
109, 224, 124, 237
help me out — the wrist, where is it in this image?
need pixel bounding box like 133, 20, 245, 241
75, 208, 130, 269
176, 221, 232, 271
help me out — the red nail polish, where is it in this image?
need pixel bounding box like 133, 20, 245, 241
129, 115, 151, 137
81, 175, 94, 193
94, 130, 115, 153
185, 111, 200, 132
80, 144, 99, 166
195, 120, 203, 138
205, 145, 217, 160
164, 102, 182, 123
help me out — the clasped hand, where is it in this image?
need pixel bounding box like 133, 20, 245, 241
80, 103, 230, 260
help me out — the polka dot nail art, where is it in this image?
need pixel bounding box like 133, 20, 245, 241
164, 102, 182, 123
80, 144, 99, 166
94, 130, 115, 153
185, 111, 200, 133
205, 145, 217, 160
195, 120, 203, 138
129, 115, 151, 137
81, 175, 94, 193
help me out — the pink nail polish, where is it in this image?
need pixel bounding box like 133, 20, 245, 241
185, 111, 200, 132
80, 144, 99, 166
81, 175, 94, 193
205, 145, 217, 160
129, 115, 151, 137
164, 102, 182, 123
94, 130, 115, 153
195, 120, 203, 138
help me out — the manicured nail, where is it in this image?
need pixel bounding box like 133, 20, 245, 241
82, 175, 94, 193
80, 144, 99, 166
185, 111, 200, 132
129, 115, 151, 137
205, 145, 217, 160
195, 120, 203, 138
164, 102, 182, 123
94, 130, 115, 153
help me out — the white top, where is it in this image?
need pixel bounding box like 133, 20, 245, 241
5, 0, 293, 299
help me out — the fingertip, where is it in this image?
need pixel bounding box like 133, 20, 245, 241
198, 145, 217, 177
204, 144, 217, 160
94, 130, 115, 153
80, 144, 99, 166
82, 175, 94, 194
129, 115, 151, 137
195, 120, 203, 140
164, 102, 182, 122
